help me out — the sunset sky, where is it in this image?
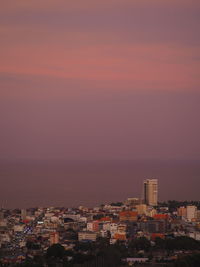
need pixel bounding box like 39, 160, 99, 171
1, 0, 200, 160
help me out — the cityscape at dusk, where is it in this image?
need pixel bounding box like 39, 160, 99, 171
0, 0, 200, 266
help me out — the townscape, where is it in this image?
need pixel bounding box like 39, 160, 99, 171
1, 0, 200, 266
1, 179, 200, 267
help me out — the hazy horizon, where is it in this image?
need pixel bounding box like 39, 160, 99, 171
0, 159, 199, 209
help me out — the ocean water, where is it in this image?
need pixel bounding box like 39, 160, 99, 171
0, 160, 199, 208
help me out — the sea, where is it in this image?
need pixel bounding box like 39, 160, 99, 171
0, 159, 199, 208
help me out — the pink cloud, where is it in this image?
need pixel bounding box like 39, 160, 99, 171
1, 40, 199, 91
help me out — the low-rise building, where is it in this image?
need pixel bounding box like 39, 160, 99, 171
78, 231, 97, 242
119, 211, 138, 222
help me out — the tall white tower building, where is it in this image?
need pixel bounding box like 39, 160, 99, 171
143, 179, 158, 206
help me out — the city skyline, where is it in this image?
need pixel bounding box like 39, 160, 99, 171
1, 193, 200, 266
0, 2, 200, 266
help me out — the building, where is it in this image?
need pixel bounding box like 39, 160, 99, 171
78, 231, 97, 242
188, 232, 200, 241
153, 214, 169, 220
0, 211, 4, 220
119, 211, 138, 222
14, 225, 24, 232
196, 210, 200, 221
143, 179, 158, 206
21, 209, 27, 221
113, 233, 126, 241
50, 232, 59, 245
136, 204, 147, 215
117, 223, 127, 234
138, 220, 166, 233
177, 206, 187, 217
87, 221, 99, 232
186, 205, 197, 222
125, 198, 140, 206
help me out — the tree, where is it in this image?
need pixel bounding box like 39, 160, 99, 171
98, 245, 121, 266
165, 236, 200, 251
110, 202, 123, 207
129, 237, 151, 252
174, 253, 200, 267
26, 241, 40, 250
155, 237, 166, 250
46, 243, 65, 259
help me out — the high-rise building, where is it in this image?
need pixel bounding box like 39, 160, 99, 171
143, 179, 158, 206
21, 209, 27, 221
186, 205, 197, 222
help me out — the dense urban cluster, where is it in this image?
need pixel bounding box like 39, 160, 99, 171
0, 179, 200, 267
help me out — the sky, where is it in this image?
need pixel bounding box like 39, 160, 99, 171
0, 0, 200, 161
